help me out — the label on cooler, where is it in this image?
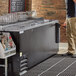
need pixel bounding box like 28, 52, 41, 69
0, 32, 15, 51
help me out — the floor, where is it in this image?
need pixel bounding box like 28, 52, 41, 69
58, 43, 68, 54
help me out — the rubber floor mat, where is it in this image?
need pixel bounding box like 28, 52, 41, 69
25, 55, 76, 76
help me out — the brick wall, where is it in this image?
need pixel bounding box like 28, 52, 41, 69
0, 0, 66, 23
32, 0, 67, 42
32, 0, 66, 22
0, 0, 9, 15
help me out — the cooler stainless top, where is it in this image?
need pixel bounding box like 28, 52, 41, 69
0, 18, 59, 32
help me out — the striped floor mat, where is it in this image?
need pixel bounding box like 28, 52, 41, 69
25, 55, 76, 76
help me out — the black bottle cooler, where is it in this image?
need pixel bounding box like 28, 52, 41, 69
0, 18, 60, 76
